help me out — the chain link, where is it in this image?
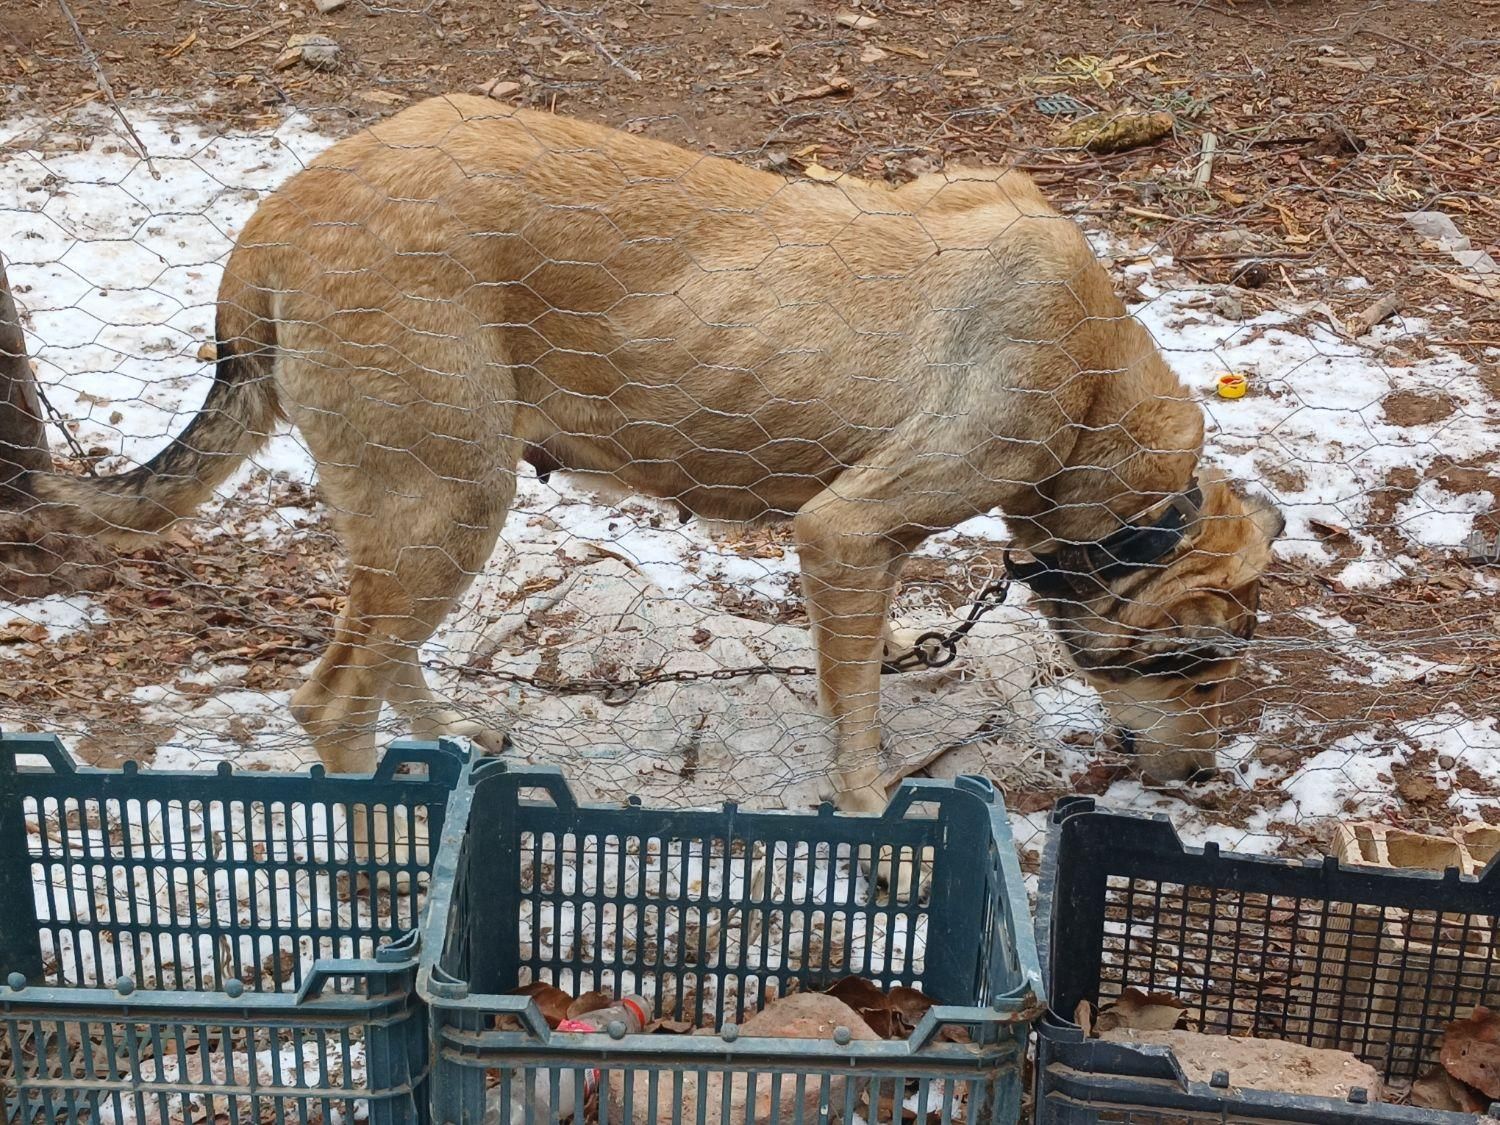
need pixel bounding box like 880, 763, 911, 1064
427, 579, 1012, 705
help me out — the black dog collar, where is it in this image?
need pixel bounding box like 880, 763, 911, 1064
1005, 483, 1204, 597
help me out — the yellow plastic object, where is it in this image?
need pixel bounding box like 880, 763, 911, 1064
1215, 372, 1248, 399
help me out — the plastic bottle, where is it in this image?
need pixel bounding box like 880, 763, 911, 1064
486, 996, 651, 1123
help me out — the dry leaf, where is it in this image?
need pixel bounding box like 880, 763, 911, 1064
1309, 518, 1351, 540
823, 978, 951, 1040
511, 981, 574, 1028
645, 1018, 695, 1034
825, 977, 895, 1036
942, 67, 978, 79
860, 44, 888, 63
1442, 1007, 1500, 1097
801, 162, 844, 182
0, 620, 48, 645
1094, 988, 1188, 1034
567, 990, 614, 1019
835, 9, 881, 30
745, 38, 782, 59
1413, 1064, 1488, 1112
775, 76, 854, 105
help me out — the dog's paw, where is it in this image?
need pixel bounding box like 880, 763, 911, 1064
861, 844, 934, 903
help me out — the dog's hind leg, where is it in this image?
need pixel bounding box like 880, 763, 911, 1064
386, 655, 510, 753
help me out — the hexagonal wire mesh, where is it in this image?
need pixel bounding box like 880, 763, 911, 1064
0, 0, 1496, 1119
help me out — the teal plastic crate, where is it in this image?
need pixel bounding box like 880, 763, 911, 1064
418, 761, 1042, 1124
0, 731, 467, 1125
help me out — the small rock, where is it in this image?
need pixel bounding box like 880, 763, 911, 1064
274, 33, 340, 71
859, 43, 887, 63
312, 0, 348, 11
1213, 293, 1245, 321
474, 78, 523, 100
1438, 754, 1456, 771
355, 88, 405, 107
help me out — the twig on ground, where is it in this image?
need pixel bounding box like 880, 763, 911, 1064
54, 0, 159, 178
1322, 207, 1365, 280
537, 1, 641, 81
214, 18, 292, 52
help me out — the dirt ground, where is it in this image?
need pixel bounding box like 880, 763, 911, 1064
3, 0, 1500, 852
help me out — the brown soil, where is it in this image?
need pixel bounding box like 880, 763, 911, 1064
3, 0, 1499, 845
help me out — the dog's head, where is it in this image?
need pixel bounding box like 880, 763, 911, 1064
1039, 472, 1284, 783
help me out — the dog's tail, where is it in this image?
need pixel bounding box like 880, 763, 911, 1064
23, 276, 282, 545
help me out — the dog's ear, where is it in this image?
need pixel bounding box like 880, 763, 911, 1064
1240, 490, 1286, 543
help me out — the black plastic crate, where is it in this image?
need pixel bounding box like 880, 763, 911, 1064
1035, 796, 1500, 1124
0, 731, 467, 1125
419, 761, 1042, 1123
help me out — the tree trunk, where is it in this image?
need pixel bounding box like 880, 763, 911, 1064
0, 254, 50, 506
0, 252, 115, 599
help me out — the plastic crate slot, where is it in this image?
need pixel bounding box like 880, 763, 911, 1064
419, 766, 1040, 1124
1037, 801, 1500, 1125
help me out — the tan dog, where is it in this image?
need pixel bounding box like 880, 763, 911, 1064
19, 95, 1282, 805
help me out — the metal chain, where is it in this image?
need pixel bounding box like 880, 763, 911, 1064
427, 578, 1012, 706
33, 381, 97, 476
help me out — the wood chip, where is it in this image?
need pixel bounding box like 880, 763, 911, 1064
879, 41, 929, 60
834, 9, 880, 30
162, 31, 197, 59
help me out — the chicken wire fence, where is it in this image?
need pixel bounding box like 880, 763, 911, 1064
0, 0, 1496, 889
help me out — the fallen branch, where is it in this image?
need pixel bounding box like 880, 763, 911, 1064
1345, 292, 1401, 339
55, 0, 159, 178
